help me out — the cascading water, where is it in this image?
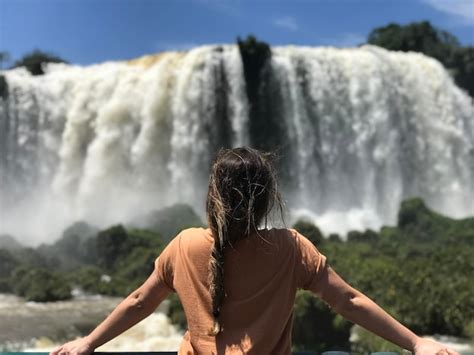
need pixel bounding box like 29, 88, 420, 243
0, 44, 472, 244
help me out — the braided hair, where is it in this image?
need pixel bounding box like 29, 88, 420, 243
206, 147, 283, 335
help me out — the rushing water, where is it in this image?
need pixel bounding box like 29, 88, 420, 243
0, 45, 473, 244
1, 293, 472, 353
0, 293, 182, 351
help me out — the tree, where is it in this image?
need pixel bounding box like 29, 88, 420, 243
367, 21, 459, 59
12, 266, 71, 302
449, 46, 474, 97
293, 219, 324, 246
12, 49, 67, 75
367, 21, 474, 96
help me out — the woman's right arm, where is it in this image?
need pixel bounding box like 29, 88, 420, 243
50, 266, 171, 355
313, 266, 459, 355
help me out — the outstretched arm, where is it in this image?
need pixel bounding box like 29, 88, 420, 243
313, 266, 459, 355
50, 270, 171, 355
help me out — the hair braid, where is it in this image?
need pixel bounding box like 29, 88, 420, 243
208, 239, 225, 335
207, 167, 227, 335
206, 147, 283, 336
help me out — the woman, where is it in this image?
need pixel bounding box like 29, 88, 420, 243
51, 147, 459, 355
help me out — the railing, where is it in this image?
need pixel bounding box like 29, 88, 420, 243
1, 352, 473, 355
0, 352, 404, 355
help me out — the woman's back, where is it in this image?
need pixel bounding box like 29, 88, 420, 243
155, 227, 327, 354
52, 147, 460, 355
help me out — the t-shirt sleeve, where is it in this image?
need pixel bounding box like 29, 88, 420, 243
292, 229, 328, 293
153, 235, 180, 293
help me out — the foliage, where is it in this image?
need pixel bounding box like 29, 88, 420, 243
36, 221, 98, 272
351, 325, 404, 353
0, 234, 23, 250
0, 249, 18, 292
319, 199, 474, 338
12, 49, 67, 75
346, 229, 378, 243
464, 320, 474, 341
368, 21, 459, 57
68, 265, 104, 294
131, 204, 204, 242
167, 293, 187, 330
0, 199, 472, 351
12, 266, 71, 302
292, 290, 351, 352
396, 198, 474, 243
67, 265, 129, 296
448, 46, 474, 98
293, 219, 324, 246
7, 246, 51, 269
64, 226, 165, 296
96, 225, 131, 272
289, 198, 473, 350
367, 21, 474, 96
113, 245, 160, 295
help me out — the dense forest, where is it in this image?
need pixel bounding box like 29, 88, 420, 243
0, 198, 473, 352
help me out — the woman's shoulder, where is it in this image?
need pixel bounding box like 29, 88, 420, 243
177, 227, 212, 240
265, 227, 299, 239
264, 227, 317, 251
172, 227, 213, 250
258, 227, 302, 247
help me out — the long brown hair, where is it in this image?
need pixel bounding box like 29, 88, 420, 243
206, 147, 283, 335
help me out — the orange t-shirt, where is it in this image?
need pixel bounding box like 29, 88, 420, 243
154, 227, 327, 354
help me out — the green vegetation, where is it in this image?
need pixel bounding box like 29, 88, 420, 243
0, 204, 203, 300
0, 248, 19, 292
351, 325, 405, 353
13, 266, 71, 302
292, 290, 351, 352
167, 293, 187, 330
12, 49, 67, 75
368, 21, 459, 58
367, 21, 474, 96
292, 197, 474, 351
0, 199, 472, 350
292, 219, 324, 246
130, 203, 204, 242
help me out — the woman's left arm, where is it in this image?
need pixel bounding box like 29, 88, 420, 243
50, 271, 171, 355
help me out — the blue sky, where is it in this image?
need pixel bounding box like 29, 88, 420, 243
1, 0, 473, 65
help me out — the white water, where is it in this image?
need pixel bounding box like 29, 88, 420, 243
2, 294, 472, 353
0, 45, 472, 243
0, 293, 182, 351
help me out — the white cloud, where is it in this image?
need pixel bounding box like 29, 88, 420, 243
422, 0, 474, 25
273, 16, 299, 32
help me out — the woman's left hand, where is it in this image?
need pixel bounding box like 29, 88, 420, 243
413, 337, 460, 355
50, 336, 94, 355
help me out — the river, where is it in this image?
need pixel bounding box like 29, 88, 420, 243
1, 293, 472, 353
0, 293, 183, 351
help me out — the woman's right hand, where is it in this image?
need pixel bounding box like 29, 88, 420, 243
413, 337, 460, 355
50, 336, 95, 355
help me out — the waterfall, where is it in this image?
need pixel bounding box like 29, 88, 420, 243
0, 44, 472, 244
